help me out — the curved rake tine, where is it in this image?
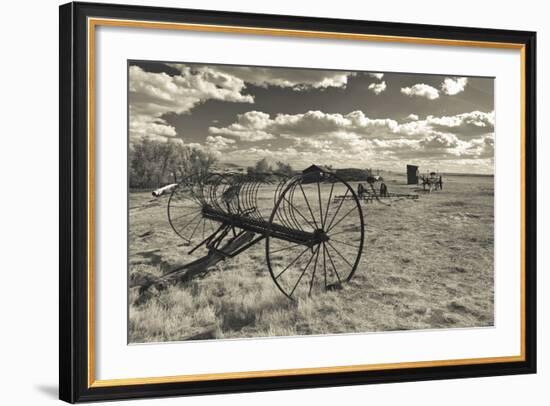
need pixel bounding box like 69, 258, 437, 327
252, 179, 264, 221
216, 176, 229, 213
203, 177, 213, 207
279, 180, 300, 230
209, 176, 220, 211
241, 176, 251, 215
228, 177, 241, 214
273, 177, 284, 210
285, 181, 301, 230
282, 195, 316, 230
242, 177, 257, 220
173, 185, 195, 205
288, 181, 306, 231
284, 182, 300, 230
203, 177, 212, 207
212, 177, 223, 212
237, 180, 245, 214
245, 178, 255, 219
274, 178, 290, 227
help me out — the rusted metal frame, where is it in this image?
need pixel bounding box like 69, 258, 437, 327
202, 207, 318, 246
213, 233, 266, 259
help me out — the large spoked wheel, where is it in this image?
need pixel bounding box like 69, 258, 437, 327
265, 171, 365, 300
167, 176, 219, 253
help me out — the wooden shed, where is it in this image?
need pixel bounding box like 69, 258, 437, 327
302, 164, 331, 183
407, 164, 419, 185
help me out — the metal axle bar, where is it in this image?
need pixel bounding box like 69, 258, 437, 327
201, 206, 321, 246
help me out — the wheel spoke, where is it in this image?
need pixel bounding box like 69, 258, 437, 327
326, 189, 349, 231
322, 182, 335, 229
308, 246, 321, 296
171, 209, 201, 222
299, 183, 320, 229
326, 241, 354, 269
322, 242, 327, 290
275, 246, 311, 280
317, 181, 324, 229
323, 242, 342, 284
267, 177, 363, 297
188, 215, 203, 241
326, 229, 353, 237
269, 243, 302, 254
327, 205, 358, 233
289, 246, 319, 298
330, 238, 361, 249
282, 197, 316, 229
176, 212, 202, 233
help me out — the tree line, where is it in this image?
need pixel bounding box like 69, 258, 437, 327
129, 138, 378, 190
129, 138, 217, 189
246, 158, 294, 177
129, 139, 296, 189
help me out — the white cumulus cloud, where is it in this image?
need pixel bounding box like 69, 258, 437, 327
129, 65, 254, 142
368, 73, 384, 80
209, 110, 400, 142
205, 135, 236, 150
209, 111, 275, 142
187, 65, 356, 91
368, 81, 387, 95
400, 83, 440, 100
207, 109, 494, 172
441, 77, 468, 95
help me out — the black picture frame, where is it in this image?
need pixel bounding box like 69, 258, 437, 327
59, 1, 537, 403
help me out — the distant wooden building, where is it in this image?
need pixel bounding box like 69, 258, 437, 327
302, 164, 331, 183
407, 164, 419, 185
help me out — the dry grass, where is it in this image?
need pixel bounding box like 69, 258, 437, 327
128, 174, 494, 343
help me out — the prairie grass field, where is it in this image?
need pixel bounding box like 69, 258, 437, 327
128, 173, 494, 343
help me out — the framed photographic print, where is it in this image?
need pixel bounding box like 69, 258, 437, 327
59, 1, 537, 403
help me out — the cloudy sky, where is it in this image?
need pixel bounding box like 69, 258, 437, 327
129, 60, 495, 174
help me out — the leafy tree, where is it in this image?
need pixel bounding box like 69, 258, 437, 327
254, 157, 272, 174
129, 137, 217, 189
275, 161, 294, 177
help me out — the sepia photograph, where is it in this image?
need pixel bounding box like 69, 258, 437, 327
127, 60, 495, 344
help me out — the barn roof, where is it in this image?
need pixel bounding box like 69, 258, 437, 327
302, 164, 332, 174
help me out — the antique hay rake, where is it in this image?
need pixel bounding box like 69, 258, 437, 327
167, 166, 364, 299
